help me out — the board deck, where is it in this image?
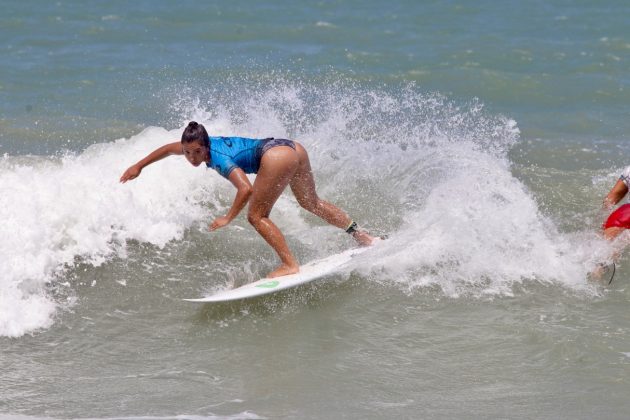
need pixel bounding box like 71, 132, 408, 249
184, 246, 371, 303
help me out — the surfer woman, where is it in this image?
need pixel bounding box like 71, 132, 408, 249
602, 166, 630, 240
120, 121, 375, 278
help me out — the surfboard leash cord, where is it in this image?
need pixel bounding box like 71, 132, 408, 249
608, 263, 616, 285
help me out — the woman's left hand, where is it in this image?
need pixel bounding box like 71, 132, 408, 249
210, 216, 231, 231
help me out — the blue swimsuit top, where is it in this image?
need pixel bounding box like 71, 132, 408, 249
206, 136, 266, 179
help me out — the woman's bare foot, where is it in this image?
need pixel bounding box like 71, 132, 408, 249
267, 263, 300, 278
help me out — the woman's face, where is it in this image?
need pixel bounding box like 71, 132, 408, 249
182, 140, 208, 167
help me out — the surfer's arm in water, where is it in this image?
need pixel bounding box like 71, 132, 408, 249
210, 168, 253, 231
603, 179, 628, 209
119, 142, 183, 183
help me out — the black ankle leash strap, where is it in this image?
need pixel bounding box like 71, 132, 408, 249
345, 221, 358, 234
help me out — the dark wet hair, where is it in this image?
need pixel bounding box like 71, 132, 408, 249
181, 121, 209, 148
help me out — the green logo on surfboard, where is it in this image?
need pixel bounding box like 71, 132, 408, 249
256, 280, 280, 289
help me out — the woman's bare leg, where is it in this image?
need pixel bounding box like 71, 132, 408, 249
289, 143, 374, 246
248, 146, 300, 278
591, 227, 627, 282
604, 227, 625, 241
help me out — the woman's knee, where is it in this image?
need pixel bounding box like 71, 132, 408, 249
293, 191, 316, 210
247, 207, 262, 226
246, 216, 259, 229
247, 205, 272, 225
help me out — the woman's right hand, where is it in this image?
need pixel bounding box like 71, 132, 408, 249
120, 164, 142, 183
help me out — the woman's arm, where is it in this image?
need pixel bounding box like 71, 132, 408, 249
603, 179, 628, 209
210, 168, 253, 231
120, 142, 182, 183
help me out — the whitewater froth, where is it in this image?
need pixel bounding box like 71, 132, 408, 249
0, 127, 219, 337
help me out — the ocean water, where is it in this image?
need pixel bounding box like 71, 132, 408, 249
1, 1, 629, 419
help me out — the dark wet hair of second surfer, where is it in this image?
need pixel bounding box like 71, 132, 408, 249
181, 121, 209, 148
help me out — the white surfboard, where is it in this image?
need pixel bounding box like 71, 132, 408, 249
183, 246, 371, 303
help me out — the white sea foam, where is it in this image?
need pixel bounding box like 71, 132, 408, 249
352, 141, 609, 297
0, 126, 225, 337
